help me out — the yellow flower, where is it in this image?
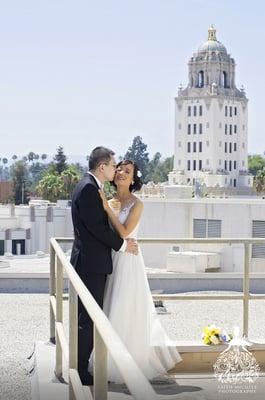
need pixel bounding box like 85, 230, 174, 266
203, 336, 211, 345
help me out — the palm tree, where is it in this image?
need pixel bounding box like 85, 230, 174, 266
41, 153, 47, 162
12, 155, 18, 162
34, 154, 40, 161
27, 152, 35, 163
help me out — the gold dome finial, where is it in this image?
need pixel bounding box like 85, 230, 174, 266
208, 25, 217, 41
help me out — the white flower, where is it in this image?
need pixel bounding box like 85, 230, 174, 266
137, 170, 142, 178
210, 335, 220, 345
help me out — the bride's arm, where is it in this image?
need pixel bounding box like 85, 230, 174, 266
99, 190, 143, 238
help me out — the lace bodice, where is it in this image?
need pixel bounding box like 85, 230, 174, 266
112, 200, 139, 239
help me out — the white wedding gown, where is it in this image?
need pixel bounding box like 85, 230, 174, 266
89, 201, 182, 383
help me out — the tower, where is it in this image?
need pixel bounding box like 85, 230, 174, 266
168, 26, 253, 191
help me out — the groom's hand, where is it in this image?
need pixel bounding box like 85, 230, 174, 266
125, 239, 138, 255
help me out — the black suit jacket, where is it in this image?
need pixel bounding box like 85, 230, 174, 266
70, 173, 123, 278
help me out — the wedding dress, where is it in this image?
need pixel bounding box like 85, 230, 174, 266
89, 200, 182, 383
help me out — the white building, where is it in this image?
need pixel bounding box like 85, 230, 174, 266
0, 198, 265, 274
168, 26, 253, 191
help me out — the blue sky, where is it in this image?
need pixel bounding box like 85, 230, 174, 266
0, 0, 264, 162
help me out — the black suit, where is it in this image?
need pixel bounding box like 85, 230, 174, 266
70, 173, 123, 380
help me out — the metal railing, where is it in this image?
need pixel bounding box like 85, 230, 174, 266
50, 237, 158, 400
50, 237, 265, 399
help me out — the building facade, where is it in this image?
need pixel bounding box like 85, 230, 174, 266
168, 26, 253, 190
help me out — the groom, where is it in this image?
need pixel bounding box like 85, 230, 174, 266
70, 146, 138, 385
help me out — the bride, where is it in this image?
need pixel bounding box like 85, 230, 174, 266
89, 159, 182, 383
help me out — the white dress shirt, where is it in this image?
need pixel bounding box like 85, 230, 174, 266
87, 171, 126, 252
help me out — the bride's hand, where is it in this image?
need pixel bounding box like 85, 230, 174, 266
98, 189, 109, 211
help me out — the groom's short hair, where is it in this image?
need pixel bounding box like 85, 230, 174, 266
89, 146, 115, 171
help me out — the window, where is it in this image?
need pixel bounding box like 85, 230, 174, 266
193, 160, 196, 170
225, 124, 228, 135
193, 142, 196, 152
188, 106, 191, 116
187, 160, 191, 171
229, 125, 232, 135
206, 140, 209, 146
242, 142, 245, 149
225, 142, 227, 153
219, 141, 222, 147
230, 106, 232, 117
219, 159, 222, 165
178, 160, 181, 166
229, 160, 232, 171
178, 141, 181, 147
229, 143, 232, 153
252, 221, 265, 258
188, 124, 191, 134
187, 142, 191, 152
234, 143, 237, 151
225, 160, 227, 170
178, 123, 182, 129
199, 142, 202, 152
223, 71, 227, 88
198, 71, 204, 87
193, 106, 197, 116
234, 161, 237, 169
242, 160, 245, 167
199, 160, 202, 170
219, 122, 222, 128
234, 107, 237, 116
243, 125, 245, 131
193, 219, 221, 238
233, 179, 237, 187
234, 125, 237, 134
199, 123, 203, 134
225, 106, 228, 117
193, 124, 197, 134
199, 105, 203, 116
206, 159, 209, 165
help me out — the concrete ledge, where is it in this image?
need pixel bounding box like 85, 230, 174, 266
172, 341, 265, 373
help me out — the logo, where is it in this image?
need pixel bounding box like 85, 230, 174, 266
213, 327, 260, 394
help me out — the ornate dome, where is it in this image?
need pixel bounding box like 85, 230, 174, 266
197, 25, 227, 54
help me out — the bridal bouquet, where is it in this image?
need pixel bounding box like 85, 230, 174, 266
202, 324, 233, 345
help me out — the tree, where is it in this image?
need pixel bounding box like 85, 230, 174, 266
147, 155, 173, 183
248, 155, 265, 176
36, 172, 63, 202
12, 155, 18, 162
146, 152, 162, 182
124, 136, 149, 182
41, 153, 47, 162
10, 160, 30, 204
36, 165, 81, 202
54, 146, 67, 174
254, 168, 265, 193
27, 152, 35, 163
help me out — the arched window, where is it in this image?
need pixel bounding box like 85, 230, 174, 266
222, 71, 227, 88
198, 71, 204, 88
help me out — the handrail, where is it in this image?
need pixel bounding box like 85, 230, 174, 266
50, 238, 157, 400
50, 236, 265, 399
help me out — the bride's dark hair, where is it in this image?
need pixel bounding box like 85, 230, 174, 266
113, 160, 143, 192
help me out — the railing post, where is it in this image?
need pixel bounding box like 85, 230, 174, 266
94, 326, 108, 400
49, 242, 56, 344
55, 256, 64, 381
243, 242, 250, 337
69, 281, 78, 400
